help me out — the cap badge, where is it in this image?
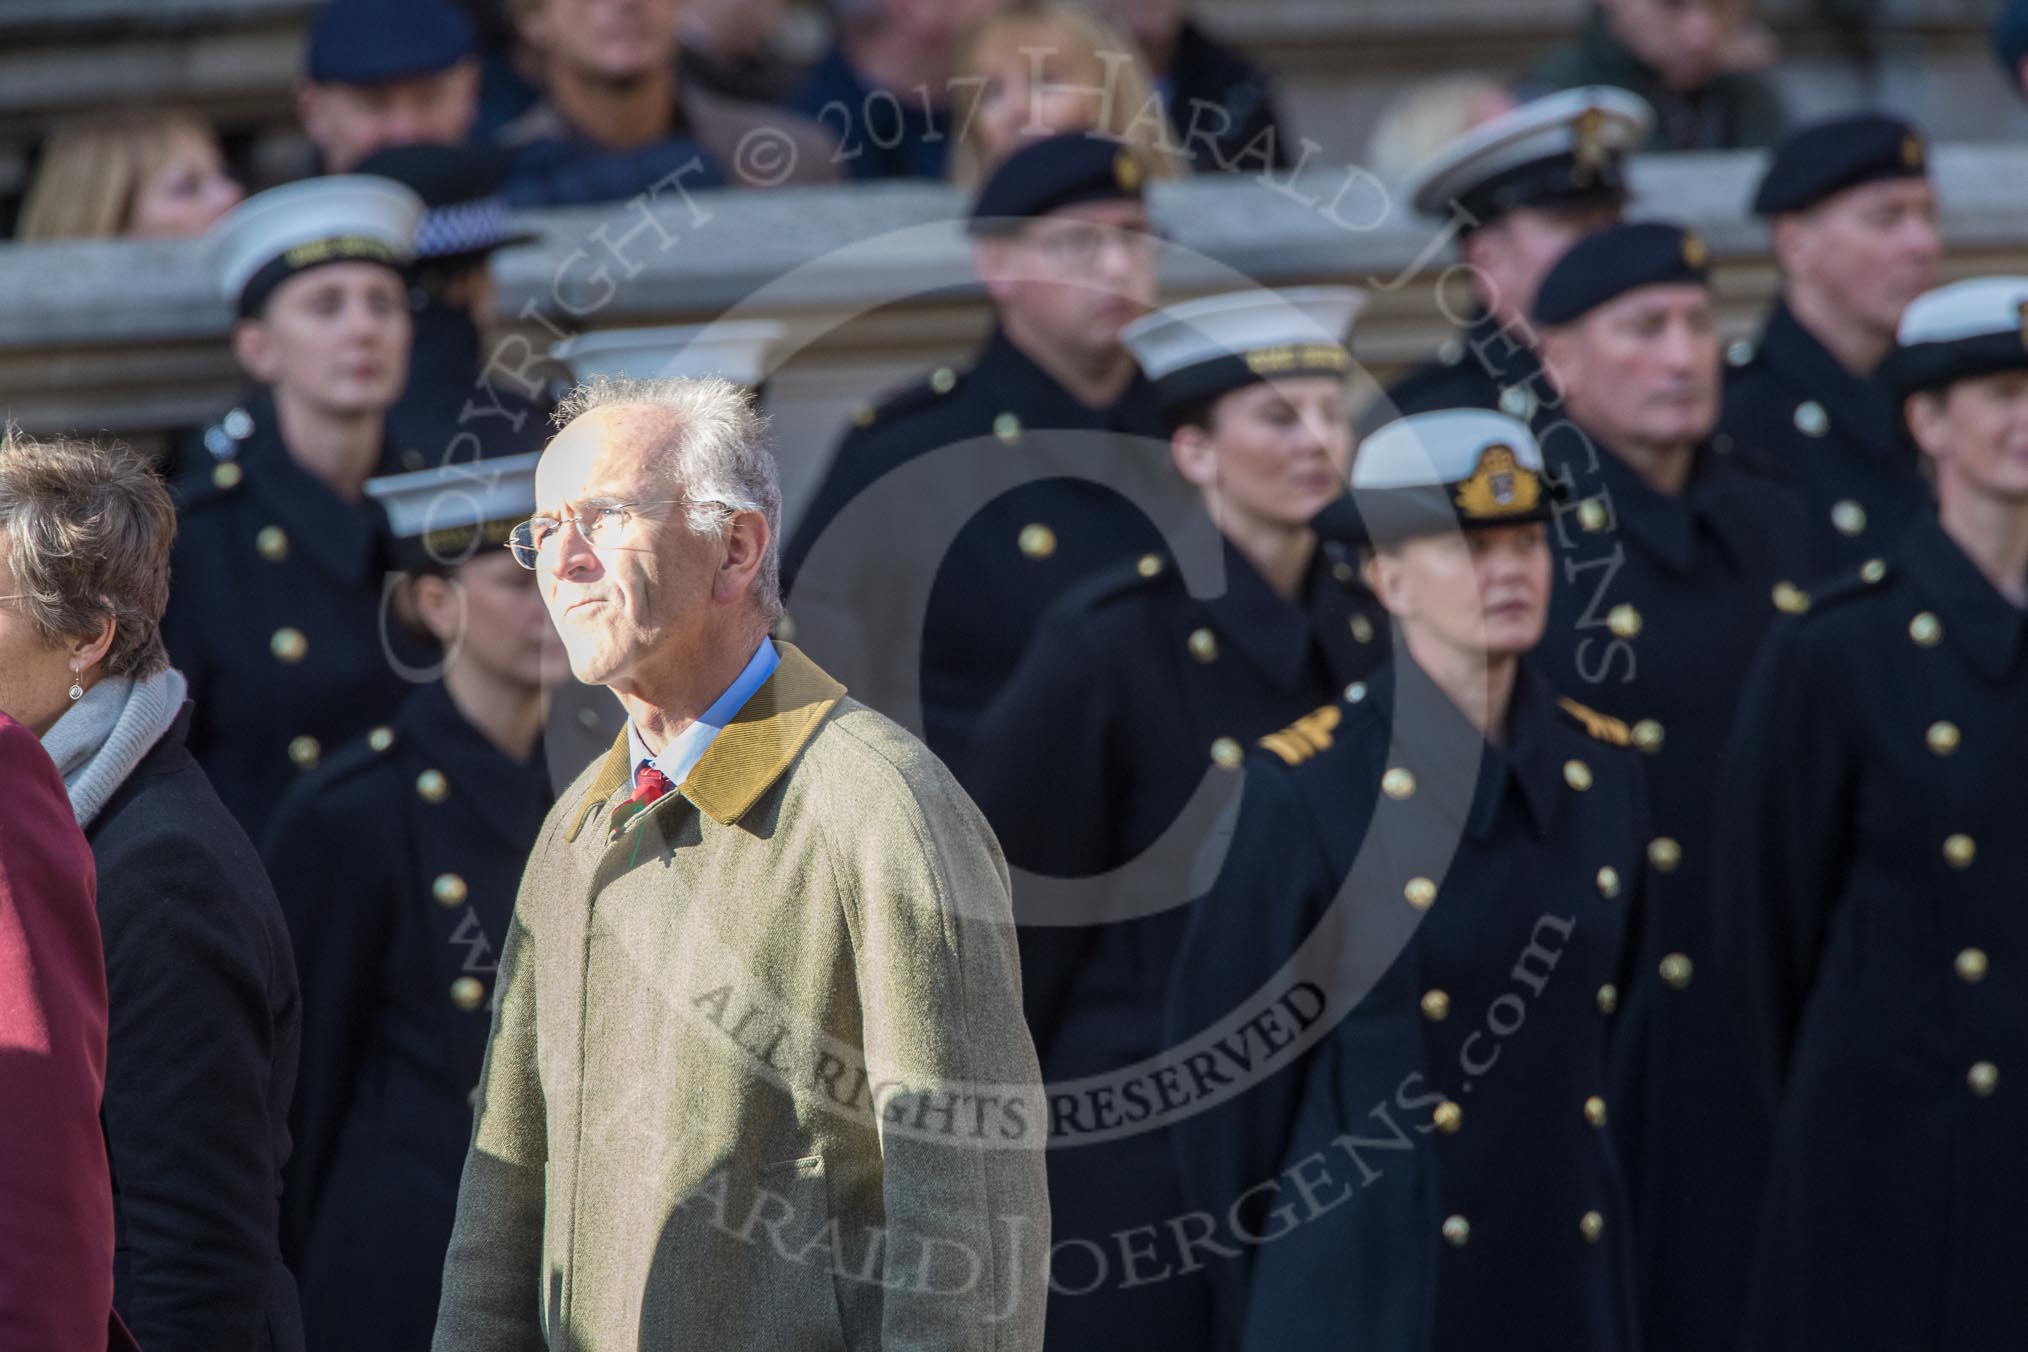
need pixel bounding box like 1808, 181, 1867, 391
1454, 443, 1542, 519
1681, 231, 1709, 269
1571, 107, 1610, 182
1113, 149, 1144, 193
1901, 133, 1925, 169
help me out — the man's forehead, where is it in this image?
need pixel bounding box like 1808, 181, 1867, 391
1592, 283, 1712, 324
536, 403, 677, 502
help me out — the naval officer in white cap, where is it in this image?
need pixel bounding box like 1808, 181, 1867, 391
1169, 407, 1649, 1352
160, 175, 432, 842
261, 450, 565, 1351
1380, 87, 1651, 429
1722, 276, 2028, 1352
964, 285, 1385, 1352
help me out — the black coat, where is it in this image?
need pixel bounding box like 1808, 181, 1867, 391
162, 390, 438, 844
1375, 311, 1557, 433
784, 325, 1200, 772
90, 705, 305, 1352
1718, 298, 1930, 565
1719, 515, 2028, 1351
963, 535, 1386, 1352
1530, 426, 1831, 1352
1167, 657, 1648, 1351
1166, 19, 1291, 172
261, 682, 552, 1352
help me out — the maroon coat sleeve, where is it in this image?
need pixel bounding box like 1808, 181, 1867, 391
0, 713, 112, 1350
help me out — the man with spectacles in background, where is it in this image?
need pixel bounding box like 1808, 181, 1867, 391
785, 130, 1199, 773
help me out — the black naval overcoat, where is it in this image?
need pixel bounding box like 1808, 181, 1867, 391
1166, 656, 1648, 1351
161, 390, 437, 843
1719, 298, 1930, 564
261, 681, 552, 1351
961, 536, 1386, 1352
1530, 423, 1831, 1352
1719, 514, 2028, 1352
783, 326, 1199, 772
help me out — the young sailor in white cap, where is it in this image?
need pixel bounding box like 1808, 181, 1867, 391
1169, 407, 1648, 1352
262, 448, 564, 1351
1722, 276, 2028, 1352
161, 175, 429, 841
964, 285, 1384, 1352
1382, 86, 1651, 428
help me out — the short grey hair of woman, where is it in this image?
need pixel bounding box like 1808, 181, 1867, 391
0, 428, 177, 678
551, 374, 784, 624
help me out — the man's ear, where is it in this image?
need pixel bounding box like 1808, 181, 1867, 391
715, 510, 772, 605
1536, 326, 1578, 401
232, 318, 281, 385
1767, 212, 1810, 279
974, 238, 1018, 306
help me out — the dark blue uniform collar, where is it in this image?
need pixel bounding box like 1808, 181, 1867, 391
1901, 513, 2028, 684
399, 680, 553, 851
1375, 651, 1564, 843
973, 324, 1163, 435
1198, 539, 1356, 690
1756, 298, 1902, 463
1553, 426, 1755, 575
239, 388, 390, 586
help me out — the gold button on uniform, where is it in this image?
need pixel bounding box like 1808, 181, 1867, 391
271, 627, 308, 663
1345, 681, 1367, 703
1420, 989, 1451, 1022
1607, 604, 1642, 639
450, 976, 486, 1011
1597, 983, 1619, 1014
433, 873, 469, 907
1563, 759, 1593, 791
1442, 1215, 1470, 1247
1909, 612, 1942, 646
1404, 877, 1437, 911
993, 412, 1022, 444
1830, 500, 1867, 537
1861, 557, 1888, 584
1382, 768, 1416, 800
416, 769, 449, 803
1136, 553, 1164, 578
1188, 628, 1219, 663
1595, 867, 1621, 898
929, 366, 957, 394
1927, 721, 1960, 755
1432, 1101, 1462, 1133
1660, 953, 1694, 990
1772, 581, 1810, 614
1969, 1062, 1999, 1097
1631, 719, 1664, 753
1332, 560, 1355, 584
1349, 614, 1375, 644
212, 461, 243, 490
1209, 737, 1243, 769
1793, 401, 1829, 436
1944, 834, 1977, 869
1648, 837, 1682, 873
1577, 498, 1608, 533
1956, 948, 1988, 984
256, 525, 289, 561
367, 725, 395, 753
287, 735, 320, 769
1017, 523, 1056, 559
1579, 1210, 1606, 1244
1584, 1096, 1608, 1128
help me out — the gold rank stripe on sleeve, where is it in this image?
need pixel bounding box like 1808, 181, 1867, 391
1258, 704, 1343, 766
1557, 697, 1632, 747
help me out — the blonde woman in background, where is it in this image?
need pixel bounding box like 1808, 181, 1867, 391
18, 108, 242, 240
1363, 74, 1516, 186
950, 0, 1185, 186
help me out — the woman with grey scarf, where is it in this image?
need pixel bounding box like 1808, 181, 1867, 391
0, 429, 305, 1352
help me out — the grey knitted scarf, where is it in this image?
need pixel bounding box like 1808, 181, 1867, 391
40, 667, 189, 829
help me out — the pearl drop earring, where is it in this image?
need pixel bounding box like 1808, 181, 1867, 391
68, 665, 83, 702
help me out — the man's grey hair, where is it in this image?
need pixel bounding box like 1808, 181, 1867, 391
552, 374, 784, 625
0, 426, 176, 679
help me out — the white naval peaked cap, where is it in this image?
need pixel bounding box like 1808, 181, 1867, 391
209, 174, 423, 311
1885, 276, 2028, 399
1353, 409, 1553, 542
364, 450, 544, 570
551, 321, 787, 388
1121, 286, 1366, 412
1398, 86, 1653, 220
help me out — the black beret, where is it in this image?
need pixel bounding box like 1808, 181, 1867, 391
967, 133, 1149, 235
305, 0, 474, 86
1531, 221, 1710, 328
1751, 114, 1928, 217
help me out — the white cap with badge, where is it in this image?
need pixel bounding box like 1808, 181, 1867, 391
1352, 408, 1555, 543
1884, 276, 2028, 399
1122, 286, 1367, 415
552, 320, 787, 389
209, 174, 424, 316
364, 450, 543, 573
1399, 86, 1652, 222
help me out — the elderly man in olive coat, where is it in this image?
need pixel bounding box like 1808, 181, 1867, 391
433, 375, 1049, 1351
